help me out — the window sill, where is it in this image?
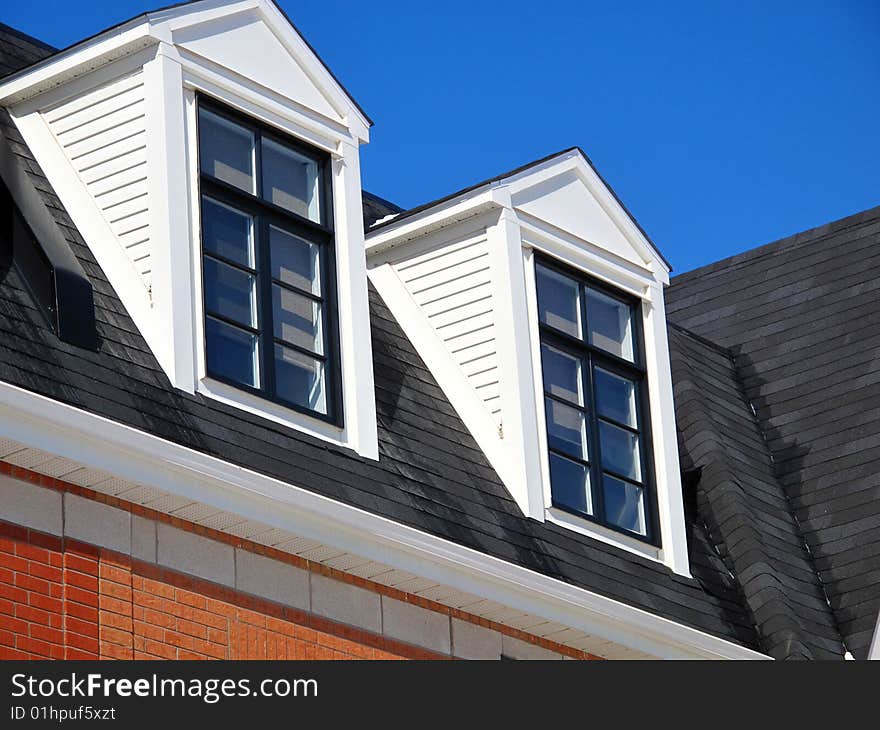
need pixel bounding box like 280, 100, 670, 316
198, 376, 349, 450
545, 507, 663, 565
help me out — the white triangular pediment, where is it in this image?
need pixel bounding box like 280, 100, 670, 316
511, 167, 651, 269
172, 9, 343, 124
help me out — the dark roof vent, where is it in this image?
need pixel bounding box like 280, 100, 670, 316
0, 124, 97, 350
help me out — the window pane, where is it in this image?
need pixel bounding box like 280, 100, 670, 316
269, 226, 321, 295
199, 108, 255, 193
586, 288, 634, 361
273, 285, 323, 354
275, 345, 326, 414
599, 421, 642, 482
603, 475, 646, 535
594, 367, 637, 428
549, 453, 592, 516
204, 258, 257, 327
545, 397, 587, 461
536, 265, 581, 338
205, 317, 259, 387
540, 344, 583, 405
262, 138, 321, 222
202, 197, 254, 267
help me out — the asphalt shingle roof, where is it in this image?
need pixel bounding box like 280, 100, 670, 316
666, 206, 880, 659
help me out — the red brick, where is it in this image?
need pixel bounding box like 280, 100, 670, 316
17, 636, 53, 657
66, 586, 99, 608
29, 624, 64, 646
14, 542, 51, 564
0, 614, 28, 635
99, 563, 131, 585
66, 632, 100, 654
65, 616, 99, 639
204, 597, 236, 618
28, 593, 62, 614
0, 629, 16, 646
65, 570, 99, 592
176, 618, 208, 640
3, 554, 28, 573
14, 573, 52, 595
15, 604, 51, 626
64, 553, 99, 575
176, 590, 206, 610
163, 629, 195, 651
99, 594, 130, 616
207, 627, 227, 645
65, 601, 98, 624
28, 562, 62, 584
132, 590, 163, 612
0, 646, 29, 660
144, 639, 177, 660
187, 607, 226, 631
177, 649, 211, 660
66, 648, 99, 660
101, 642, 133, 660
100, 611, 133, 632
28, 532, 63, 553
141, 607, 175, 630
100, 626, 132, 647
141, 578, 175, 599
133, 621, 164, 641
0, 521, 28, 541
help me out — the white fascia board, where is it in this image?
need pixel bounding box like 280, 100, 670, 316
0, 379, 766, 660
0, 18, 158, 105
365, 189, 502, 257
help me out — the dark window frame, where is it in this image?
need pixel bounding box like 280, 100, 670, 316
535, 254, 660, 545
196, 95, 343, 426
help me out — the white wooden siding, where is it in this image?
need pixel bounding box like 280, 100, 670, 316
43, 72, 151, 287
394, 233, 502, 423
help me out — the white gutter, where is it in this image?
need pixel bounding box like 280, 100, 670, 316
0, 380, 767, 660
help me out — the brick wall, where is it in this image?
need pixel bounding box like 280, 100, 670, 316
0, 466, 601, 661
0, 521, 430, 660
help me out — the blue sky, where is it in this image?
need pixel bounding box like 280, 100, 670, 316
4, 1, 879, 272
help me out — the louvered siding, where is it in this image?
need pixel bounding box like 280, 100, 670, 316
43, 72, 151, 286
395, 234, 502, 423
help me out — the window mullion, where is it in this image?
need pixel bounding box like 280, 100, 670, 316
254, 128, 263, 200
577, 281, 601, 522
257, 215, 275, 396
584, 351, 605, 523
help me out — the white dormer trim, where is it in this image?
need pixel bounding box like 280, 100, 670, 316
1, 0, 378, 459
366, 150, 690, 576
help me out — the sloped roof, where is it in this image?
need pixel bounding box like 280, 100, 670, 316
0, 27, 761, 654
670, 324, 843, 659
667, 207, 880, 658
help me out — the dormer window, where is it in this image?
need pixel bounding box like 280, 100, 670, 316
535, 256, 656, 542
197, 98, 340, 423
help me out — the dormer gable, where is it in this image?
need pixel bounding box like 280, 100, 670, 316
0, 0, 377, 458
366, 149, 689, 575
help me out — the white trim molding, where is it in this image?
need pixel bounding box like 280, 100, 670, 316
366, 150, 690, 576
0, 379, 766, 660
1, 0, 378, 458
